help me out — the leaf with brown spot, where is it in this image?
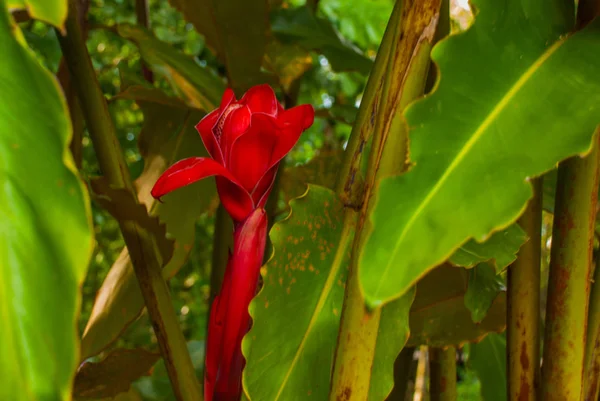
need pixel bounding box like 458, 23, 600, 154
407, 264, 506, 347
73, 348, 160, 399
242, 185, 352, 401
80, 89, 217, 360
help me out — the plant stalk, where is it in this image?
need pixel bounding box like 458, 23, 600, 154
584, 247, 600, 401
329, 1, 441, 400
541, 135, 600, 401
429, 347, 457, 401
57, 1, 201, 399
134, 0, 153, 82
507, 178, 542, 401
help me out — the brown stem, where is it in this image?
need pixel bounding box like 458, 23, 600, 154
541, 136, 600, 401
134, 0, 153, 82
507, 178, 542, 401
430, 347, 457, 401
56, 1, 201, 399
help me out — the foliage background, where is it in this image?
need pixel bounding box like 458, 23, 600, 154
18, 0, 500, 399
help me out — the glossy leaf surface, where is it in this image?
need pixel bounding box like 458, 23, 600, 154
0, 7, 93, 400
243, 186, 351, 401
360, 0, 600, 307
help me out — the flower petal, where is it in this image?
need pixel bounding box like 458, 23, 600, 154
240, 84, 279, 116
219, 88, 237, 111
216, 177, 255, 222
269, 104, 315, 168
195, 110, 223, 163
216, 209, 267, 395
282, 103, 315, 130
220, 105, 251, 164
228, 113, 279, 192
150, 157, 246, 202
252, 165, 277, 207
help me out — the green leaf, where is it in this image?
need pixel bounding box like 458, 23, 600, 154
167, 0, 221, 55
212, 0, 271, 92
469, 333, 507, 401
80, 88, 216, 360
6, 0, 66, 28
360, 0, 600, 308
0, 7, 93, 401
464, 263, 505, 323
272, 6, 373, 74
407, 265, 506, 347
73, 348, 160, 399
243, 185, 351, 401
280, 149, 343, 206
368, 291, 415, 400
117, 24, 225, 111
449, 224, 527, 272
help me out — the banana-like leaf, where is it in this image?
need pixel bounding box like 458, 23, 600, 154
360, 0, 600, 307
0, 6, 93, 400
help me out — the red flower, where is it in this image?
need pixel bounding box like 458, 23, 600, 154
151, 84, 314, 222
204, 209, 267, 401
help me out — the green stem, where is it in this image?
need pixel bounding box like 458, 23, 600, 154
57, 2, 201, 400
507, 178, 542, 401
429, 347, 457, 401
540, 136, 600, 401
584, 247, 600, 401
330, 2, 441, 400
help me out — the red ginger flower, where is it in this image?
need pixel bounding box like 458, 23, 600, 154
204, 208, 267, 401
151, 84, 314, 223
151, 85, 314, 401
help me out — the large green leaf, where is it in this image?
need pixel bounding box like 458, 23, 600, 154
469, 333, 507, 401
368, 291, 415, 400
163, 0, 272, 93
80, 88, 216, 360
450, 224, 527, 272
360, 0, 600, 308
272, 6, 373, 74
212, 0, 270, 92
243, 185, 351, 401
117, 24, 224, 111
6, 0, 65, 28
407, 265, 506, 347
0, 6, 93, 401
166, 0, 221, 55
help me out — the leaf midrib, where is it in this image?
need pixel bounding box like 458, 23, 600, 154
371, 36, 565, 300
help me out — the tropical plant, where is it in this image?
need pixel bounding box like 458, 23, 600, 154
1, 0, 600, 400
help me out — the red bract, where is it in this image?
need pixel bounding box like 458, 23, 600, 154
204, 209, 267, 401
151, 84, 314, 223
